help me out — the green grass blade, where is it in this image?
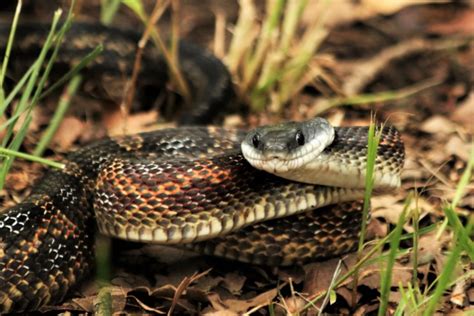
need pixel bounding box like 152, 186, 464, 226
378, 194, 411, 316
358, 115, 381, 254
0, 0, 22, 102
100, 0, 122, 25
0, 11, 63, 189
1, 10, 62, 148
394, 282, 409, 316
39, 44, 103, 100
451, 144, 473, 209
411, 193, 420, 290
95, 235, 112, 314
350, 114, 381, 304
422, 233, 463, 316
421, 146, 473, 315
242, 0, 285, 90
122, 0, 147, 21
33, 75, 82, 157
0, 4, 78, 188
0, 147, 64, 169
280, 0, 308, 53
444, 146, 474, 260
303, 229, 397, 310
29, 13, 75, 105
0, 62, 36, 118
318, 259, 343, 315
443, 205, 474, 260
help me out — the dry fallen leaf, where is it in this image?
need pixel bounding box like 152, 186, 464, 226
207, 288, 278, 314
221, 272, 246, 295
428, 9, 474, 36
416, 232, 451, 268
52, 116, 86, 150
450, 277, 468, 307
303, 258, 349, 299
445, 136, 471, 162
451, 92, 474, 132
420, 115, 457, 135
105, 110, 160, 136
357, 263, 412, 290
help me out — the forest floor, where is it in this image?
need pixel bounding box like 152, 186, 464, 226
0, 1, 472, 315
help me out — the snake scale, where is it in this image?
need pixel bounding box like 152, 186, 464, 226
0, 22, 405, 313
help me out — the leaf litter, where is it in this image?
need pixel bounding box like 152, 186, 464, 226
1, 0, 473, 314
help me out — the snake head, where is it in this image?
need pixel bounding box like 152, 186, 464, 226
241, 117, 335, 174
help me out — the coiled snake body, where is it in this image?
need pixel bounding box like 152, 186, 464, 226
0, 23, 405, 313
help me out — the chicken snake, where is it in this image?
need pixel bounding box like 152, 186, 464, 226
0, 23, 404, 313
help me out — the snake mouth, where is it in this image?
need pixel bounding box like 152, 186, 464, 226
242, 141, 326, 173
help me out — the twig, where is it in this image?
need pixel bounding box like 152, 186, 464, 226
168, 269, 211, 316
213, 9, 226, 59
120, 0, 170, 133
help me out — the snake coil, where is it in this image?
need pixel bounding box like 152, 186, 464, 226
0, 23, 404, 313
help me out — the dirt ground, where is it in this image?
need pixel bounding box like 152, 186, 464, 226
0, 1, 472, 315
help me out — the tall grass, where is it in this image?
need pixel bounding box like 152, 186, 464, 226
378, 195, 410, 316
226, 0, 329, 113
1, 1, 470, 314
0, 2, 101, 186
1, 7, 65, 188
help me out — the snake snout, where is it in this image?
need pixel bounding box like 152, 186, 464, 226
262, 146, 288, 160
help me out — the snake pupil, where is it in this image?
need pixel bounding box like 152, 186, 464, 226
295, 130, 305, 146
252, 134, 260, 148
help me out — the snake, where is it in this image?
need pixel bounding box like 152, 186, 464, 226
0, 22, 405, 313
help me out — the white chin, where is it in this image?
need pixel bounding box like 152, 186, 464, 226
246, 158, 290, 174
262, 159, 289, 174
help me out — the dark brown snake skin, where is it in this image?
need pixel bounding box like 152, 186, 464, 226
0, 24, 405, 313
0, 22, 235, 124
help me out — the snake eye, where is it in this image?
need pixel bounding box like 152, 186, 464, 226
252, 133, 260, 148
295, 130, 305, 146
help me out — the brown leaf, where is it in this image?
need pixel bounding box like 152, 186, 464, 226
357, 263, 412, 290
445, 136, 471, 162
280, 296, 306, 315
169, 270, 211, 315
105, 109, 162, 136
416, 232, 450, 268
52, 116, 86, 150
109, 269, 152, 291
451, 92, 474, 132
129, 295, 166, 314
221, 272, 246, 295
372, 195, 435, 232
93, 287, 128, 314
450, 277, 468, 307
202, 310, 239, 316
193, 275, 224, 293
303, 257, 349, 298
5, 169, 35, 191
207, 288, 278, 314
366, 218, 388, 239
354, 303, 379, 316
428, 9, 474, 36
420, 115, 457, 135
336, 287, 354, 306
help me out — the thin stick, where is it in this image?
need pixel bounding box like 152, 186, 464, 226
120, 0, 169, 132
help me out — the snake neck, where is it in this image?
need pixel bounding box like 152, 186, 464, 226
243, 126, 405, 191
